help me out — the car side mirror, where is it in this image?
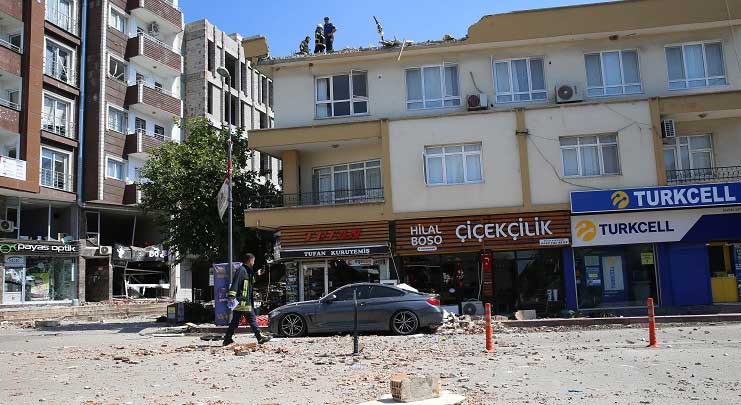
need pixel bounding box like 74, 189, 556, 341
323, 294, 337, 304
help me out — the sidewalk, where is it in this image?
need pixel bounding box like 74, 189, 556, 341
0, 300, 170, 323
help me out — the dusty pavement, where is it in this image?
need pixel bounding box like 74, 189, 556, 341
1, 319, 741, 405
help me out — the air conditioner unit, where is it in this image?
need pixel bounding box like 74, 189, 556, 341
0, 220, 15, 233
99, 245, 113, 256
555, 83, 583, 104
461, 300, 485, 316
661, 119, 676, 138
148, 22, 160, 35
466, 93, 489, 111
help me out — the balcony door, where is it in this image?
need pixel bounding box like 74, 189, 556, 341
45, 40, 73, 83
664, 134, 714, 182
312, 159, 382, 205
41, 148, 70, 191
43, 95, 71, 137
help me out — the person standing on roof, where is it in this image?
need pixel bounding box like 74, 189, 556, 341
299, 36, 310, 55
223, 253, 271, 346
323, 17, 337, 53
314, 25, 325, 54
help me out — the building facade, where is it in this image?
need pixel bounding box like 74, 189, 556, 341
247, 0, 741, 315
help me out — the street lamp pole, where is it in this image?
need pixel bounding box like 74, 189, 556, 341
217, 67, 233, 281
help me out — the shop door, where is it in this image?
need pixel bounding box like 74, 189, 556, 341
3, 264, 24, 304
492, 253, 516, 314
301, 262, 327, 301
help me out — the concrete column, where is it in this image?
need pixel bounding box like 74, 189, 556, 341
515, 109, 532, 209
281, 150, 300, 195
649, 97, 668, 186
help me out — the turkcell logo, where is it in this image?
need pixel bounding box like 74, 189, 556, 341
571, 182, 741, 213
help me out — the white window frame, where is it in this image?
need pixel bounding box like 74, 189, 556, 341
108, 5, 128, 33
105, 156, 125, 181
40, 145, 73, 191
314, 71, 369, 119
312, 159, 382, 204
107, 104, 128, 134
42, 91, 74, 137
405, 63, 461, 110
665, 40, 728, 90
584, 49, 643, 97
43, 37, 76, 85
108, 53, 127, 82
8, 32, 23, 52
560, 134, 621, 178
46, 0, 77, 34
423, 143, 483, 186
664, 134, 715, 171
492, 56, 547, 104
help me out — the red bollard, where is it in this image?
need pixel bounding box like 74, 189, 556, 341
485, 303, 493, 353
647, 298, 657, 347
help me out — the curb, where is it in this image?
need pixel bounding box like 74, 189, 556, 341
500, 313, 741, 328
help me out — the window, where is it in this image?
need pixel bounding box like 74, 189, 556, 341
46, 0, 75, 34
7, 90, 19, 109
260, 153, 271, 174
207, 83, 214, 114
424, 144, 482, 185
106, 157, 124, 181
135, 117, 146, 133
108, 6, 127, 33
108, 55, 126, 82
107, 106, 127, 133
406, 64, 460, 110
585, 50, 642, 97
42, 94, 72, 137
315, 71, 368, 118
45, 39, 74, 84
207, 40, 214, 72
313, 159, 382, 203
666, 42, 727, 90
493, 57, 546, 103
664, 135, 714, 179
9, 33, 22, 51
40, 147, 71, 191
154, 124, 165, 139
560, 135, 620, 177
370, 286, 405, 298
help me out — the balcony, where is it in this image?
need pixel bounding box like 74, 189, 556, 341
125, 128, 166, 156
40, 168, 72, 192
123, 183, 142, 205
126, 33, 181, 76
127, 0, 183, 32
0, 101, 20, 134
0, 1, 23, 21
254, 188, 385, 208
41, 113, 75, 139
666, 167, 741, 185
45, 4, 78, 36
0, 39, 22, 76
125, 80, 181, 119
0, 155, 26, 181
43, 60, 77, 87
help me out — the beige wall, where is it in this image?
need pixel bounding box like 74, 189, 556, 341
389, 112, 522, 213
298, 142, 383, 193
272, 26, 741, 129
527, 101, 657, 205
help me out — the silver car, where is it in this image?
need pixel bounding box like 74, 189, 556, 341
268, 283, 444, 337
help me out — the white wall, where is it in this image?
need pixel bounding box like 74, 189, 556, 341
676, 117, 741, 168
527, 101, 657, 205
272, 26, 741, 129
389, 112, 522, 213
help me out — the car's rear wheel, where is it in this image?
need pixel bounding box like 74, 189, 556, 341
391, 310, 419, 335
279, 313, 305, 337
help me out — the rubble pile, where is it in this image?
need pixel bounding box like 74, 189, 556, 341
437, 314, 507, 335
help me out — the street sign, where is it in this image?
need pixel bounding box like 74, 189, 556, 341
217, 179, 228, 219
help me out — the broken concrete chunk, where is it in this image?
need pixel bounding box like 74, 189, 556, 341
34, 320, 61, 328
390, 373, 441, 403
515, 310, 536, 321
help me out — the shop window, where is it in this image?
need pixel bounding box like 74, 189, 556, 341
327, 259, 384, 292
3, 257, 77, 303
708, 243, 740, 303
573, 244, 659, 309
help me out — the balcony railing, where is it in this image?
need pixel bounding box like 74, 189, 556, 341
254, 188, 385, 208
0, 155, 26, 181
127, 0, 183, 31
666, 166, 741, 185
45, 6, 79, 36
40, 168, 72, 192
0, 38, 21, 53
0, 96, 20, 111
134, 127, 166, 141
42, 113, 75, 139
44, 59, 77, 86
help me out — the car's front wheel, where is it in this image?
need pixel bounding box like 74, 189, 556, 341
279, 313, 306, 337
391, 310, 419, 335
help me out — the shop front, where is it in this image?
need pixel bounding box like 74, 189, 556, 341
571, 182, 741, 310
277, 222, 393, 303
394, 211, 572, 316
1, 240, 81, 305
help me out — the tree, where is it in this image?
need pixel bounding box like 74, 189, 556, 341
138, 117, 279, 266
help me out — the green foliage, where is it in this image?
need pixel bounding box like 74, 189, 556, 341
139, 117, 279, 265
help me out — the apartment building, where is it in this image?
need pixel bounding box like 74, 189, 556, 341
247, 0, 741, 324
80, 0, 184, 302
0, 0, 85, 305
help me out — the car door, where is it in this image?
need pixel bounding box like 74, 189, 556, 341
361, 285, 408, 330
315, 286, 357, 332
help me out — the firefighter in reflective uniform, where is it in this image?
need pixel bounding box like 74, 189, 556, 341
314, 24, 325, 54
223, 253, 271, 346
299, 36, 310, 55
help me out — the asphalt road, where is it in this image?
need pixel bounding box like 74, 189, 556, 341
1, 319, 740, 404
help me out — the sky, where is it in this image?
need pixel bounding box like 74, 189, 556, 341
179, 0, 614, 57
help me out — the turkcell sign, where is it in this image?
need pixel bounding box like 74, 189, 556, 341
570, 182, 741, 214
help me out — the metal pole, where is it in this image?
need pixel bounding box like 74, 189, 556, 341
353, 289, 359, 355
227, 79, 233, 282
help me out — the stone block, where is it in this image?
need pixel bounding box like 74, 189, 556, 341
515, 310, 537, 320
34, 320, 61, 328
390, 373, 441, 403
